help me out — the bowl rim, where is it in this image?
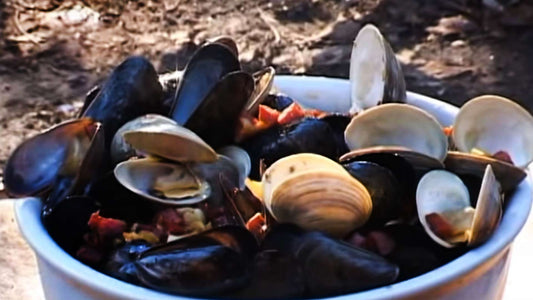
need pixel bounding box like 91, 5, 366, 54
13, 75, 533, 300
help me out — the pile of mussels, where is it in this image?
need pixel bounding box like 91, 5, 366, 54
5, 25, 533, 299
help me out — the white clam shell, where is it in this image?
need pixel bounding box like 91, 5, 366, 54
122, 117, 217, 163
416, 170, 471, 248
349, 24, 406, 113
469, 165, 502, 246
344, 103, 448, 161
453, 95, 533, 168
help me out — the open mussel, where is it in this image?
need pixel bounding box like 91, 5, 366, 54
185, 71, 254, 149
170, 43, 240, 125
416, 165, 502, 248
4, 118, 104, 216
4, 118, 101, 197
349, 24, 406, 112
262, 153, 372, 238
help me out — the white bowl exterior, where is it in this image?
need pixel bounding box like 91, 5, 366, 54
14, 75, 533, 300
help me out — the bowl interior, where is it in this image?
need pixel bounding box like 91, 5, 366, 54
14, 75, 533, 300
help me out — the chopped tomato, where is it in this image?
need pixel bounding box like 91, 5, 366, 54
258, 105, 280, 126
278, 102, 305, 125
443, 126, 453, 136
246, 212, 266, 240
88, 211, 127, 244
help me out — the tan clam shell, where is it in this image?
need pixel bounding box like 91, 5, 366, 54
344, 104, 448, 162
123, 118, 217, 163
262, 153, 346, 210
262, 153, 372, 237
453, 95, 533, 168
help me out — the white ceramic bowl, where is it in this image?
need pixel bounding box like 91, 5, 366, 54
15, 76, 533, 300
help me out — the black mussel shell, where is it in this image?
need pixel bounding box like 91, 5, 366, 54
104, 240, 152, 284
142, 226, 258, 261
344, 161, 401, 226
262, 93, 294, 111
135, 245, 249, 296
43, 121, 105, 217
191, 156, 241, 208
240, 118, 342, 180
320, 114, 351, 157
381, 223, 467, 280
43, 195, 100, 255
170, 43, 240, 125
82, 56, 164, 150
186, 71, 254, 149
297, 232, 399, 297
79, 85, 101, 117
133, 226, 257, 297
261, 224, 399, 297
340, 150, 421, 219
445, 151, 525, 194
206, 36, 239, 58
228, 250, 305, 299
4, 118, 102, 198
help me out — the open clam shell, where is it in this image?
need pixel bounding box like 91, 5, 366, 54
262, 153, 372, 237
453, 95, 533, 168
344, 104, 448, 161
349, 24, 406, 113
111, 114, 177, 165
114, 158, 211, 205
122, 116, 217, 163
416, 165, 502, 248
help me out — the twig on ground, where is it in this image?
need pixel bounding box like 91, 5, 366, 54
257, 7, 281, 44
12, 8, 43, 44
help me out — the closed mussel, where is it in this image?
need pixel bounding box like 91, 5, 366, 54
132, 226, 257, 297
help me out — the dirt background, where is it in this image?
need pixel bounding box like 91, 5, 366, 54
1, 0, 533, 192
0, 1, 533, 298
